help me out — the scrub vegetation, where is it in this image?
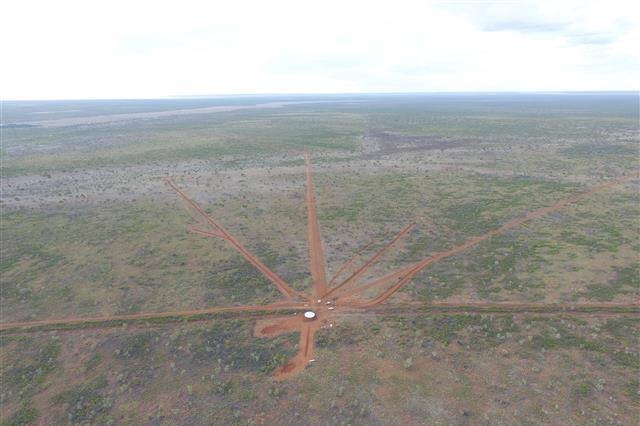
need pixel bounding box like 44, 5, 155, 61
1, 93, 638, 424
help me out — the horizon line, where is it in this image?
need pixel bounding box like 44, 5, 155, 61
2, 90, 638, 102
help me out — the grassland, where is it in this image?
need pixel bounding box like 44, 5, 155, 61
1, 93, 638, 425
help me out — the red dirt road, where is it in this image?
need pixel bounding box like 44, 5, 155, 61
2, 302, 635, 333
327, 240, 375, 287
0, 302, 306, 332
324, 221, 415, 299
339, 171, 639, 308
2, 158, 637, 379
164, 177, 308, 301
304, 153, 329, 298
355, 301, 640, 316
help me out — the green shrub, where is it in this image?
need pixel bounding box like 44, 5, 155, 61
52, 375, 112, 424
1, 403, 39, 426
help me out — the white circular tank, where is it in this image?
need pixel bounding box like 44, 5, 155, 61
303, 311, 316, 320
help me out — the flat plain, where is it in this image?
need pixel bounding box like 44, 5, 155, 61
1, 93, 638, 425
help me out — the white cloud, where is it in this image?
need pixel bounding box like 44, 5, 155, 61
0, 0, 637, 99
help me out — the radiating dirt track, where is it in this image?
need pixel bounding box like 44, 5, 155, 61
1, 156, 637, 379
271, 322, 321, 380
324, 221, 415, 299
253, 312, 331, 380
164, 177, 308, 301
337, 171, 640, 308
304, 153, 329, 298
327, 240, 375, 287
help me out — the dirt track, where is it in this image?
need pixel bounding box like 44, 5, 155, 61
2, 301, 637, 334
337, 171, 640, 308
164, 177, 308, 301
356, 302, 640, 316
324, 221, 415, 299
1, 157, 637, 378
0, 302, 305, 332
305, 153, 329, 298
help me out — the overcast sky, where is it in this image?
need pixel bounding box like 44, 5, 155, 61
1, 0, 638, 99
